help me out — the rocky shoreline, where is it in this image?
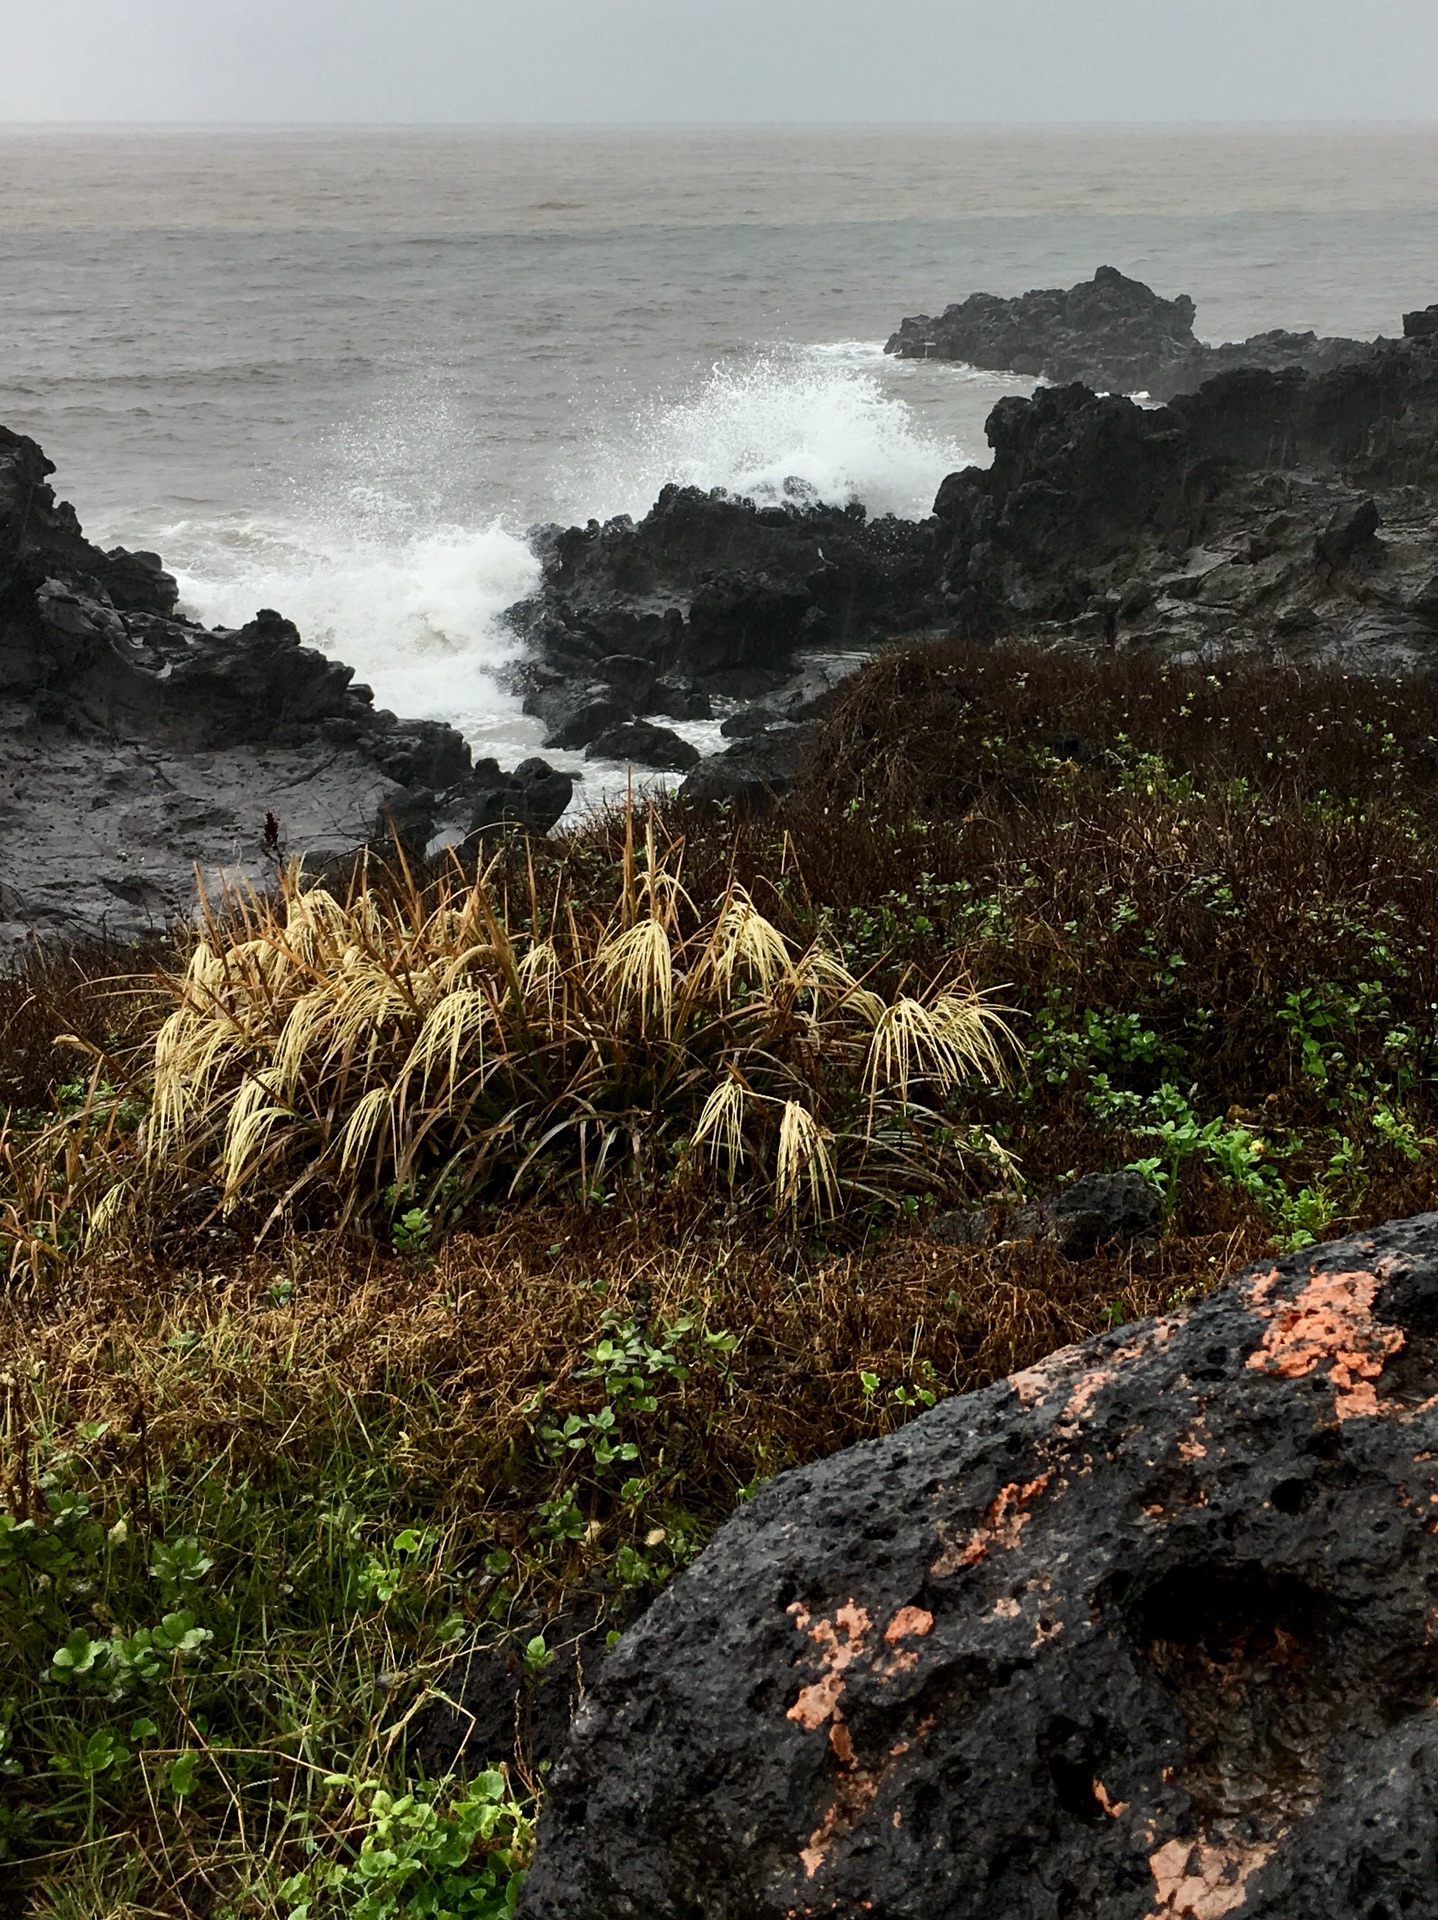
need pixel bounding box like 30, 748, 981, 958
9, 268, 1438, 943
0, 426, 573, 945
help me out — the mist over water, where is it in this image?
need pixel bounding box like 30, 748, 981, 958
4, 126, 1438, 788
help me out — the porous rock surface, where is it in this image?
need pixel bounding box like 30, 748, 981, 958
0, 425, 571, 944
521, 1214, 1438, 1919
885, 266, 1376, 402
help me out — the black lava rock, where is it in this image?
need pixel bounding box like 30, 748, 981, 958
585, 720, 701, 771
523, 682, 633, 751
1313, 496, 1382, 570
678, 724, 815, 807
521, 1213, 1438, 1919
0, 423, 567, 943
1049, 1169, 1163, 1258
468, 758, 574, 834
886, 265, 1373, 403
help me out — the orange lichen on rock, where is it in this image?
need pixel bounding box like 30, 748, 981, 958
1144, 1837, 1277, 1918
1009, 1366, 1053, 1407
786, 1601, 873, 1729
1245, 1268, 1403, 1419
799, 1774, 877, 1880
883, 1606, 933, 1645
1060, 1327, 1173, 1429
932, 1473, 1051, 1576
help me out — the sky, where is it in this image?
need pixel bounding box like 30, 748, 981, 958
1, 0, 1435, 126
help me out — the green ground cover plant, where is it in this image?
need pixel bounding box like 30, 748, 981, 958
7, 638, 1438, 1915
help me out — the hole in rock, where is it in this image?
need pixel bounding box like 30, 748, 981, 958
1039, 1716, 1111, 1825
1134, 1563, 1338, 1833
1269, 1477, 1314, 1515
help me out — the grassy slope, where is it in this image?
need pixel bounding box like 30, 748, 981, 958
6, 640, 1438, 1916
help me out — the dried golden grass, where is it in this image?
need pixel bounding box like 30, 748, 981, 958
127, 816, 1013, 1237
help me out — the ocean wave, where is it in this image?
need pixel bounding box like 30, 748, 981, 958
173, 520, 545, 763
165, 349, 971, 803
563, 349, 970, 523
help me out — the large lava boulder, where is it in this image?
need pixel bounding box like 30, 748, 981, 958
520, 1214, 1438, 1918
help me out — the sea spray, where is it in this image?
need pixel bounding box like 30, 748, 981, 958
166, 350, 979, 800
564, 347, 972, 524
174, 522, 543, 763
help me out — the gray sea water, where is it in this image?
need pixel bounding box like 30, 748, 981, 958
3, 125, 1438, 785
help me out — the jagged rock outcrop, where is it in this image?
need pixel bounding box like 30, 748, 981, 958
516, 291, 1438, 809
885, 265, 1376, 402
511, 483, 937, 749
0, 425, 570, 944
521, 1212, 1438, 1919
931, 322, 1438, 667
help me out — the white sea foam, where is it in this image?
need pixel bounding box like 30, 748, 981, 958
168, 349, 976, 811
565, 349, 971, 524
174, 521, 545, 763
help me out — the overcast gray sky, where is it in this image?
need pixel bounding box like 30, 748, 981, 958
2, 0, 1435, 125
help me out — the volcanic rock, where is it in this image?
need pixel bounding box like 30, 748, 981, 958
523, 681, 634, 750
931, 1171, 1163, 1260
1313, 496, 1382, 571
508, 484, 937, 695
886, 266, 1375, 403
513, 291, 1438, 744
585, 720, 701, 771
0, 424, 566, 945
466, 758, 575, 834
1048, 1169, 1164, 1258
929, 323, 1438, 669
678, 723, 815, 807
521, 1212, 1438, 1919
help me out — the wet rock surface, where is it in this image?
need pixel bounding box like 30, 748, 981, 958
932, 1170, 1163, 1261
0, 425, 570, 944
508, 481, 937, 792
931, 323, 1438, 671
513, 287, 1438, 811
885, 265, 1375, 403
521, 1213, 1438, 1919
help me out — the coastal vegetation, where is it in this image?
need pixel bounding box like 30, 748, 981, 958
6, 638, 1438, 1916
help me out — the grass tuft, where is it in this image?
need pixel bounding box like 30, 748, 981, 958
127, 817, 1011, 1237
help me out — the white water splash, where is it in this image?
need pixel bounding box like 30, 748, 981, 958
566, 348, 971, 523
173, 520, 543, 763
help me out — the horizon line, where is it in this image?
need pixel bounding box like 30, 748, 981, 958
3, 117, 1438, 135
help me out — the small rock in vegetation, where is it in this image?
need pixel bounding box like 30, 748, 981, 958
930, 1170, 1161, 1260
1048, 1168, 1164, 1257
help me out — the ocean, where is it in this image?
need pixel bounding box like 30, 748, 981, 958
3, 123, 1438, 791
